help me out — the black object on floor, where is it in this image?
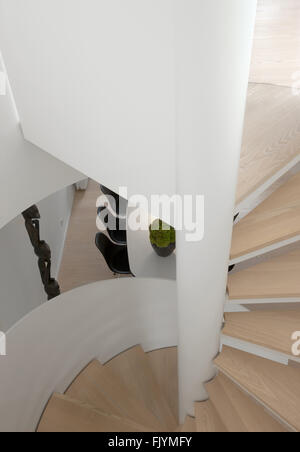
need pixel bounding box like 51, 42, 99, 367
105, 212, 127, 245
100, 184, 127, 217
95, 232, 132, 275
97, 208, 127, 245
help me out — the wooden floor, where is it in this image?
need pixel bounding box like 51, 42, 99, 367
38, 393, 150, 433
205, 373, 286, 432
105, 346, 177, 431
58, 180, 116, 293
231, 171, 300, 259
215, 346, 300, 431
250, 0, 300, 87
147, 348, 179, 423
38, 345, 179, 432
194, 401, 227, 433
228, 248, 300, 300
237, 83, 300, 205
181, 416, 197, 433
223, 310, 300, 356
65, 360, 162, 430
237, 0, 300, 205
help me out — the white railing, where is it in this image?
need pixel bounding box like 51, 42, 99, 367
0, 278, 177, 432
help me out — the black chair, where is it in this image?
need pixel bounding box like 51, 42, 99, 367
97, 206, 108, 224
97, 208, 127, 245
106, 215, 127, 245
100, 184, 127, 217
228, 214, 239, 272
95, 232, 132, 275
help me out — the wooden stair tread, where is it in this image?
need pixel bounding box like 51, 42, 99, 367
237, 84, 300, 205
231, 171, 300, 259
223, 311, 300, 355
147, 348, 179, 423
37, 393, 152, 432
180, 416, 197, 432
206, 373, 286, 432
228, 248, 300, 299
65, 360, 162, 431
105, 345, 177, 431
215, 346, 300, 431
194, 401, 227, 432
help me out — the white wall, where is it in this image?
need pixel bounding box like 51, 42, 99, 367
38, 186, 75, 278
175, 0, 257, 419
0, 53, 84, 230
0, 186, 74, 332
0, 48, 83, 332
0, 0, 176, 205
0, 49, 84, 332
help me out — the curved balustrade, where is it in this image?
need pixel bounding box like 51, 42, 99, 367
0, 278, 177, 432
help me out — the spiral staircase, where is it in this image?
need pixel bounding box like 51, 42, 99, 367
2, 141, 300, 431
36, 163, 300, 432
37, 343, 299, 432
0, 0, 300, 433
23, 116, 300, 431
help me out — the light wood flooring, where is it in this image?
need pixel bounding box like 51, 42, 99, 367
58, 180, 117, 293
250, 0, 300, 88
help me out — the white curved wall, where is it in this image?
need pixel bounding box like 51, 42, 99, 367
0, 216, 46, 332
0, 0, 176, 202
0, 0, 258, 428
0, 279, 177, 432
0, 55, 84, 230
175, 0, 257, 419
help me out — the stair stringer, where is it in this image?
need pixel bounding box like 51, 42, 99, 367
235, 156, 300, 223
211, 367, 296, 433
220, 335, 300, 367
